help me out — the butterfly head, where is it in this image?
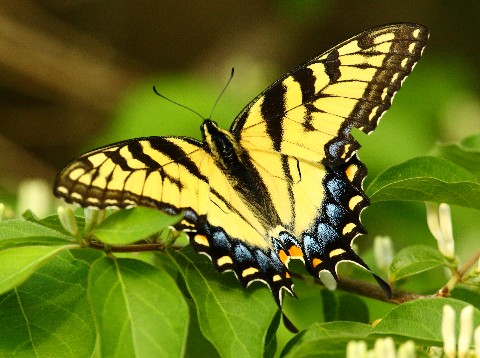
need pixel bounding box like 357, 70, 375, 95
201, 119, 240, 168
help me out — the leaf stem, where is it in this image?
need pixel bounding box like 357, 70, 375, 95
441, 249, 480, 295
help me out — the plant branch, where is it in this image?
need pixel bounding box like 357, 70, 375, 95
337, 276, 429, 303
87, 241, 183, 252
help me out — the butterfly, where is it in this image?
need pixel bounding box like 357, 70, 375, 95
54, 23, 429, 307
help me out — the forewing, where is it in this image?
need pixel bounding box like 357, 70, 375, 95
55, 137, 210, 213
231, 23, 429, 166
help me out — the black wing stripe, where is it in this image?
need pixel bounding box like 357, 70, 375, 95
148, 138, 209, 183
128, 141, 161, 170
261, 82, 286, 151
323, 50, 341, 83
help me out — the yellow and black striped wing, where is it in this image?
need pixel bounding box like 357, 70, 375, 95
55, 137, 208, 211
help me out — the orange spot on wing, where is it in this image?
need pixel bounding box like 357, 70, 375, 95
285, 272, 291, 278
345, 164, 358, 182
312, 258, 323, 268
288, 245, 303, 258
278, 249, 288, 264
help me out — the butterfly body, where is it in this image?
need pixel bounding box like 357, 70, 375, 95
54, 23, 429, 306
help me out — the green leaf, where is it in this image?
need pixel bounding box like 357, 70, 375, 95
370, 298, 480, 345
0, 245, 71, 295
184, 300, 221, 358
0, 219, 73, 250
367, 156, 480, 210
433, 133, 480, 180
336, 293, 370, 323
171, 247, 278, 358
92, 207, 182, 245
282, 275, 332, 331
282, 282, 370, 332
0, 251, 95, 357
451, 287, 480, 310
88, 257, 189, 357
389, 245, 447, 282
281, 321, 372, 358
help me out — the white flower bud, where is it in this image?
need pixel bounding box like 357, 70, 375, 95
442, 304, 456, 358
374, 337, 395, 358
374, 236, 394, 272
17, 179, 51, 217
57, 206, 78, 236
425, 202, 455, 259
397, 340, 415, 358
84, 207, 106, 231
458, 305, 474, 358
319, 270, 337, 291
426, 202, 443, 242
474, 325, 480, 358
439, 203, 455, 259
346, 340, 367, 358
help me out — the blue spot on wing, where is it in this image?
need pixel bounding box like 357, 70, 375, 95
234, 243, 254, 263
212, 230, 232, 250
324, 203, 347, 227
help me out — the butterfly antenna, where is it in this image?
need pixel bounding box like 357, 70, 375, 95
152, 86, 205, 121
209, 68, 234, 119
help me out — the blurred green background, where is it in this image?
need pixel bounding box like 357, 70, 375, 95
1, 2, 479, 265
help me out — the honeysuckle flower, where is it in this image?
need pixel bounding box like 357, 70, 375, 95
374, 337, 395, 358
374, 236, 394, 272
474, 326, 480, 358
57, 206, 79, 236
319, 270, 337, 291
17, 178, 51, 218
442, 304, 456, 358
346, 340, 367, 358
84, 207, 105, 230
425, 202, 455, 259
397, 340, 415, 358
458, 305, 474, 358
347, 338, 418, 358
